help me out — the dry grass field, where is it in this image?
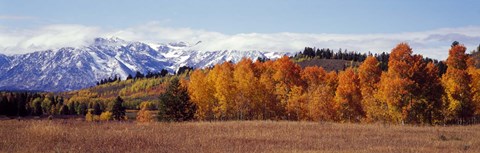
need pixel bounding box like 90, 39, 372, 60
1, 119, 479, 153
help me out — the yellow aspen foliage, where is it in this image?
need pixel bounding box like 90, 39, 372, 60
286, 85, 308, 120
442, 44, 474, 120
137, 102, 155, 122
358, 56, 382, 122
307, 84, 337, 121
256, 60, 283, 119
467, 56, 480, 116
100, 111, 113, 121
377, 74, 412, 122
187, 69, 216, 120
300, 66, 336, 121
335, 68, 364, 122
233, 58, 258, 120
273, 56, 303, 118
307, 71, 338, 121
468, 66, 480, 116
85, 111, 94, 122
211, 62, 236, 120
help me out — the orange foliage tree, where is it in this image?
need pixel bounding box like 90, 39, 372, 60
255, 60, 284, 119
358, 56, 383, 122
273, 56, 303, 119
442, 44, 474, 121
407, 55, 444, 124
376, 43, 414, 123
303, 68, 338, 121
335, 67, 364, 122
468, 64, 480, 116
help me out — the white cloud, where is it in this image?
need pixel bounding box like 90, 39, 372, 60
0, 22, 479, 60
0, 24, 102, 54
0, 15, 35, 20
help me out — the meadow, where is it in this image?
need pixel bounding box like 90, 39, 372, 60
1, 119, 479, 153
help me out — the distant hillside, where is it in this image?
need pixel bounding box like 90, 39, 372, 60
295, 58, 360, 71
59, 74, 182, 110
291, 47, 390, 71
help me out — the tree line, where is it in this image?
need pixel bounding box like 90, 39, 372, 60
184, 43, 480, 124
0, 91, 127, 121
1, 42, 479, 125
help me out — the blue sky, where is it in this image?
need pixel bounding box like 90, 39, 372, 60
1, 0, 480, 59
2, 0, 480, 34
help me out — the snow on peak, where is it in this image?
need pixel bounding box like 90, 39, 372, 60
0, 37, 291, 91
168, 41, 190, 47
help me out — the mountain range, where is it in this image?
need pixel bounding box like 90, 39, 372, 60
0, 38, 291, 92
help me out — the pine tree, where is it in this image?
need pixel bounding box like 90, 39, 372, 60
111, 96, 126, 120
92, 101, 102, 115
126, 74, 133, 80
158, 78, 196, 121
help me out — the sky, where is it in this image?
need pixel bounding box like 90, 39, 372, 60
1, 0, 480, 60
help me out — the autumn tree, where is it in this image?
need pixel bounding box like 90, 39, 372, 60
376, 43, 414, 123
76, 102, 88, 115
210, 62, 236, 120
468, 64, 480, 116
335, 67, 364, 122
137, 102, 155, 122
255, 60, 283, 119
300, 66, 336, 121
31, 97, 43, 116
233, 58, 259, 120
442, 44, 475, 121
41, 97, 53, 115
286, 85, 308, 120
272, 56, 303, 119
405, 55, 444, 124
187, 69, 216, 120
358, 56, 383, 122
467, 52, 480, 116
301, 66, 326, 121
307, 70, 338, 121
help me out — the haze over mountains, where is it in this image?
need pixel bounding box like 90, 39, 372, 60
0, 38, 290, 92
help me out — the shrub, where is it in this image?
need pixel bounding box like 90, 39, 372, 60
85, 111, 94, 122
100, 111, 113, 121
137, 102, 154, 122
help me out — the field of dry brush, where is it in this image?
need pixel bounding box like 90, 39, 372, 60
1, 119, 479, 152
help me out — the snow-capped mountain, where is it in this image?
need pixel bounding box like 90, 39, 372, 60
0, 37, 291, 91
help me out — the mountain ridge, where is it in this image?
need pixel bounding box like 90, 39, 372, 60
0, 37, 292, 92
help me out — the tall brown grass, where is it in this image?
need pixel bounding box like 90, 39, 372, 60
0, 120, 479, 152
